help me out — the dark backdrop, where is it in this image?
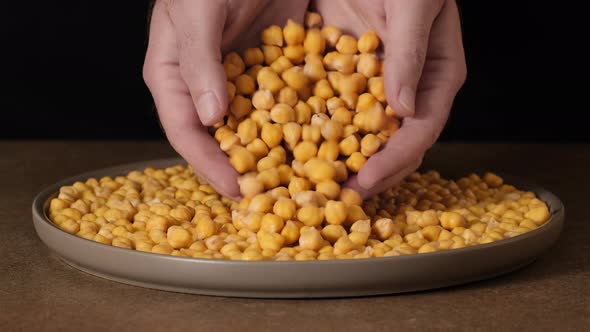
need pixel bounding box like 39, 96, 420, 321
0, 1, 581, 141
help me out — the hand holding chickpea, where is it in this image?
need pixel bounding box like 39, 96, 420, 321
144, 0, 466, 199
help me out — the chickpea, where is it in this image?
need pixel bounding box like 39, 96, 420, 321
230, 95, 253, 120
293, 141, 318, 162
228, 146, 256, 174
277, 86, 298, 107
269, 103, 295, 124
340, 188, 363, 206
246, 138, 269, 159
167, 226, 192, 249
246, 64, 264, 80
320, 119, 343, 141
283, 19, 305, 46
293, 190, 328, 208
223, 52, 245, 80
305, 11, 323, 29
261, 25, 284, 46
294, 100, 312, 124
339, 135, 360, 156
273, 198, 297, 221
260, 213, 285, 233
336, 35, 358, 54
304, 28, 325, 54
236, 118, 258, 145
243, 47, 264, 66
328, 53, 355, 74
331, 107, 353, 125
281, 67, 306, 90
277, 164, 294, 184
313, 79, 334, 99
288, 176, 311, 197
264, 48, 285, 67
252, 90, 275, 110
316, 180, 341, 200
321, 26, 342, 47
360, 133, 381, 157
283, 45, 306, 64
257, 67, 285, 93
367, 77, 386, 102
270, 56, 293, 74
297, 205, 324, 227
299, 227, 324, 251
303, 158, 336, 183
260, 122, 283, 148
317, 140, 340, 161
234, 74, 256, 95
358, 30, 380, 53
303, 54, 327, 82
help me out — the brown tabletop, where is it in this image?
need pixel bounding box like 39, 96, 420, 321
1, 141, 588, 331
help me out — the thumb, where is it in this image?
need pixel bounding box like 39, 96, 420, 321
383, 0, 443, 117
168, 0, 228, 125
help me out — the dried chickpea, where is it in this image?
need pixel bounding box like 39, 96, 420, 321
262, 25, 283, 46
321, 26, 342, 47
273, 198, 297, 220
317, 140, 340, 161
305, 11, 323, 29
277, 86, 298, 107
303, 54, 327, 82
252, 90, 275, 110
229, 146, 256, 174
270, 56, 293, 74
261, 122, 283, 148
360, 133, 381, 157
294, 100, 312, 124
223, 52, 245, 80
283, 19, 305, 46
358, 30, 380, 53
270, 103, 295, 124
234, 74, 256, 95
243, 47, 264, 66
297, 205, 324, 227
293, 141, 318, 162
304, 28, 325, 55
336, 35, 358, 54
283, 45, 306, 65
313, 79, 334, 99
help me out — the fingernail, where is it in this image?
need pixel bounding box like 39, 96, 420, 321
398, 86, 416, 115
196, 91, 221, 125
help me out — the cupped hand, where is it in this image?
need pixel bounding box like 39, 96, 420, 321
314, 0, 466, 198
143, 0, 309, 199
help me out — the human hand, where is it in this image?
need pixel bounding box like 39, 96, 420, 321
143, 0, 309, 199
314, 0, 466, 198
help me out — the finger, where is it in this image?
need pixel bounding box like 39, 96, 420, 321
383, 0, 444, 117
167, 0, 228, 125
143, 1, 240, 199
345, 160, 421, 199
357, 0, 466, 190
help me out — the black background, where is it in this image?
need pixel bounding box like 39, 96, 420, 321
0, 1, 581, 141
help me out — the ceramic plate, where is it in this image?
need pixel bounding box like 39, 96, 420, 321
32, 158, 564, 298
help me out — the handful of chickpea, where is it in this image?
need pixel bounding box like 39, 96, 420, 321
48, 13, 551, 261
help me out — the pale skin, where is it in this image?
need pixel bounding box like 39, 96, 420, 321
143, 0, 466, 200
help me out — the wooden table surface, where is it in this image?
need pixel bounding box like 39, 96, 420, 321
1, 141, 588, 331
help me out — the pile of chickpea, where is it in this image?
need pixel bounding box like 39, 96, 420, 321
48, 13, 551, 261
